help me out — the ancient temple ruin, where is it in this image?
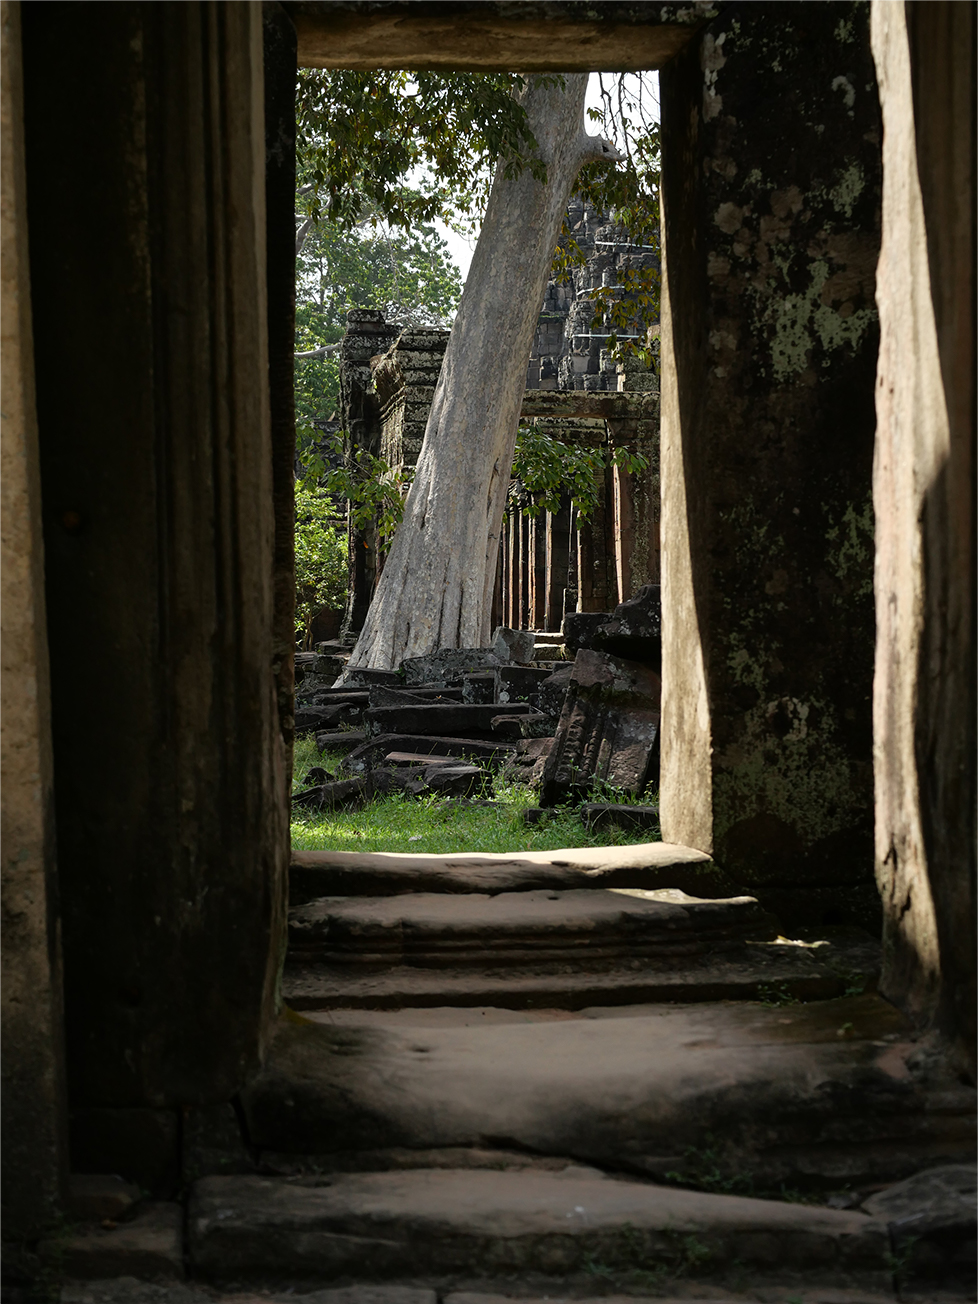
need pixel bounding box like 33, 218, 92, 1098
337, 202, 662, 637
2, 1, 974, 1298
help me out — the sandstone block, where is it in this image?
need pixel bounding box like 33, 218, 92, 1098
540, 650, 660, 805
581, 802, 661, 832
494, 665, 551, 705
561, 611, 611, 653
490, 626, 536, 664
401, 649, 501, 687
340, 735, 515, 774
363, 703, 532, 739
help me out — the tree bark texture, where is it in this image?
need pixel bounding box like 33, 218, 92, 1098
345, 75, 615, 671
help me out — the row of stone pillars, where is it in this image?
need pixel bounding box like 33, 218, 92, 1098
493, 422, 660, 632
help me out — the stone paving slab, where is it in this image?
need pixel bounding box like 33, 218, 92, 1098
242, 996, 974, 1189
186, 1169, 889, 1284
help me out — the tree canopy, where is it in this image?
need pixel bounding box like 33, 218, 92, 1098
295, 219, 462, 427
295, 70, 662, 369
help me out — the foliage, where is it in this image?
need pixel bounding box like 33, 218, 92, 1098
294, 488, 347, 644
296, 71, 560, 235
511, 423, 649, 520
309, 432, 414, 543
666, 1138, 758, 1198
295, 220, 462, 429
756, 980, 800, 1008
558, 73, 663, 368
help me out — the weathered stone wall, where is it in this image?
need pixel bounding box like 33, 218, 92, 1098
375, 328, 451, 473
1, 0, 67, 1237
346, 315, 660, 631
528, 197, 660, 394
659, 2, 882, 927
338, 309, 400, 637
21, 0, 288, 1162
870, 0, 976, 1070
265, 4, 299, 759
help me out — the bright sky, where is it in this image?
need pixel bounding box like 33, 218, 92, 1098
435, 71, 659, 284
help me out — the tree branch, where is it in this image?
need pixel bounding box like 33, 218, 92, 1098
578, 133, 624, 166
295, 215, 315, 255
295, 343, 340, 360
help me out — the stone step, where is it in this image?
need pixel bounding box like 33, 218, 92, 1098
281, 929, 882, 1010
286, 889, 776, 968
242, 995, 975, 1191
186, 1167, 890, 1284
289, 841, 732, 903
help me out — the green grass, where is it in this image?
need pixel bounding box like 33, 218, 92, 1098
291, 736, 661, 855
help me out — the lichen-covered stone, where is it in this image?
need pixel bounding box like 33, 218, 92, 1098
540, 650, 660, 805
658, 2, 881, 924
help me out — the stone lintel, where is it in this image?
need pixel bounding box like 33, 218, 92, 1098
288, 2, 715, 72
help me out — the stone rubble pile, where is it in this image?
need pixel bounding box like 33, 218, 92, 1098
291, 591, 662, 820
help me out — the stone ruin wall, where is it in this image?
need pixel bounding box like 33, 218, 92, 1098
528, 196, 660, 394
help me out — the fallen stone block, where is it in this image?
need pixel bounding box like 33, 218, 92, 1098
461, 672, 495, 703
383, 751, 459, 768
300, 766, 330, 786
536, 664, 574, 720
299, 688, 369, 707
292, 778, 367, 810
294, 652, 317, 684
363, 702, 533, 739
368, 686, 461, 707
340, 735, 515, 774
593, 583, 662, 664
295, 703, 360, 733
345, 668, 403, 687
49, 1201, 184, 1281
522, 807, 549, 826
562, 610, 611, 653
314, 729, 367, 753
500, 735, 554, 786
862, 1163, 976, 1283
540, 649, 660, 806
314, 653, 348, 681
401, 648, 501, 687
490, 626, 536, 664
582, 802, 661, 832
490, 714, 526, 741
494, 664, 551, 705
491, 712, 551, 741
415, 764, 488, 799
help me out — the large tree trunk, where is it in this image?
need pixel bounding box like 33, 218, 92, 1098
344, 75, 616, 672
